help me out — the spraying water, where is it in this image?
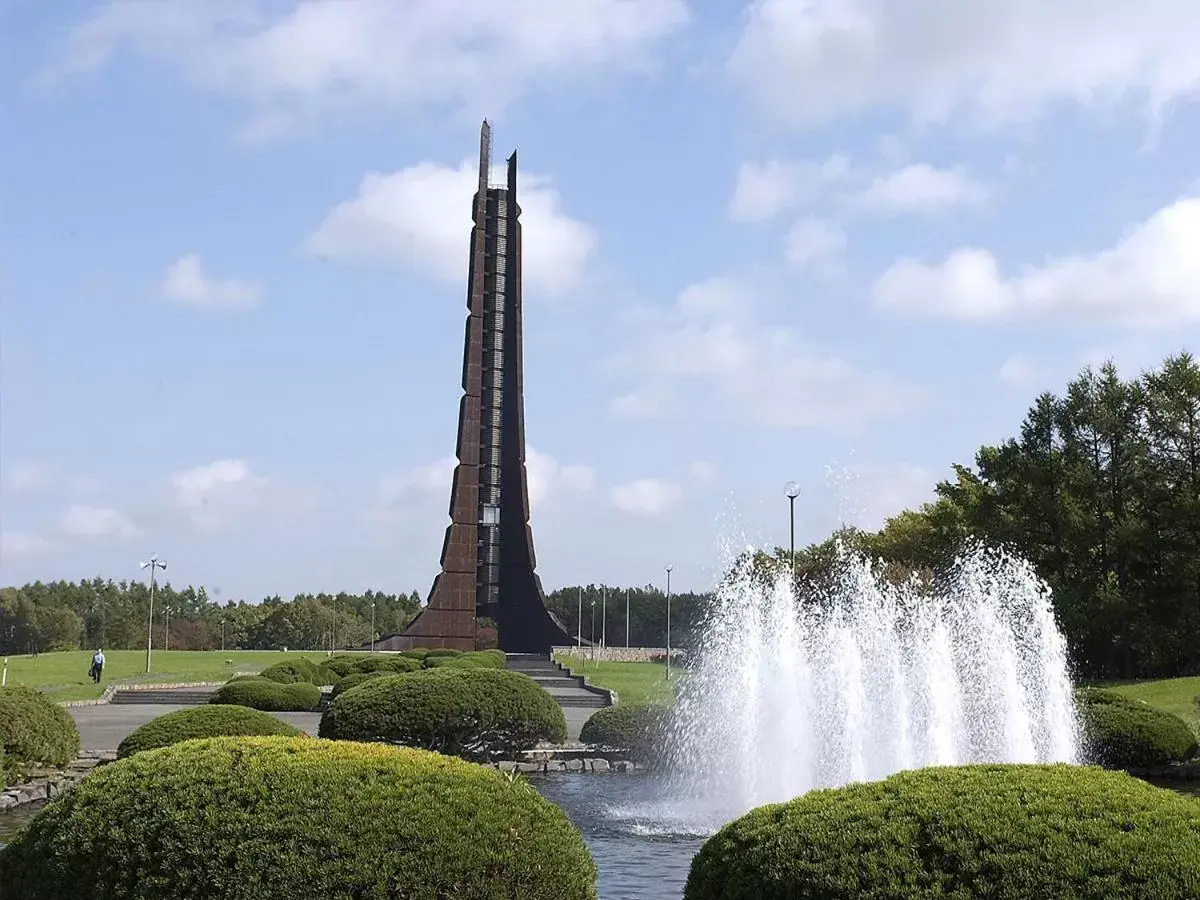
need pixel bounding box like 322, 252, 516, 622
664, 543, 1079, 821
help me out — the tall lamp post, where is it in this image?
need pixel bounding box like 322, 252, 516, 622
590, 599, 597, 664
784, 482, 801, 587
140, 555, 167, 674
370, 601, 376, 653
164, 606, 171, 653
625, 587, 631, 648
576, 587, 582, 650
664, 564, 673, 681
601, 586, 607, 650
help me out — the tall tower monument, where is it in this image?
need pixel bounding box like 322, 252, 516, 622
394, 122, 574, 653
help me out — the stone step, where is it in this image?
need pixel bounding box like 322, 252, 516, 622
526, 676, 585, 689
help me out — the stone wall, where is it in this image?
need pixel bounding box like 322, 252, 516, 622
552, 646, 687, 663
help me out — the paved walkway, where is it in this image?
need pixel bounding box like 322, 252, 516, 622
69, 704, 591, 751
68, 706, 322, 752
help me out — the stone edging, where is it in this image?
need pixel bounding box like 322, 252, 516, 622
491, 758, 639, 774
60, 682, 233, 708
0, 751, 117, 812
1128, 763, 1200, 782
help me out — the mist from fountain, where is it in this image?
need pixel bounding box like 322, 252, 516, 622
663, 543, 1079, 823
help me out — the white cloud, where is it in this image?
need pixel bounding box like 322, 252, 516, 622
610, 478, 683, 517
998, 356, 1038, 388
59, 505, 139, 539
688, 461, 716, 484
54, 0, 690, 134
307, 160, 597, 295
784, 218, 846, 268
730, 0, 1200, 129
872, 196, 1200, 325
0, 531, 58, 566
852, 164, 990, 216
729, 155, 850, 222
612, 276, 924, 431
170, 459, 311, 529
2, 464, 50, 496
162, 254, 259, 309
526, 448, 596, 507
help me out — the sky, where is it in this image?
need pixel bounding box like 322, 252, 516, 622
2, 0, 1200, 603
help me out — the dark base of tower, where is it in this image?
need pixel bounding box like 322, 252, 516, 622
381, 603, 575, 654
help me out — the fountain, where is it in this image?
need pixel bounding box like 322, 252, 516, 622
663, 542, 1080, 822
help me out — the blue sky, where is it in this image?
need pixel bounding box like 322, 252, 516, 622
3, 0, 1199, 603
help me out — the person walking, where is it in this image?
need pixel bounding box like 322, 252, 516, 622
90, 648, 105, 684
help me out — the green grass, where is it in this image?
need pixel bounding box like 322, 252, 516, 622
554, 655, 676, 706
1105, 677, 1200, 736
0, 650, 347, 702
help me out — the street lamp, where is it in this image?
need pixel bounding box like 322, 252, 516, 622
140, 555, 167, 674
590, 599, 597, 664
576, 587, 583, 650
164, 606, 171, 653
601, 586, 607, 651
625, 587, 631, 648
221, 618, 226, 653
664, 564, 673, 681
784, 482, 801, 586
370, 601, 376, 654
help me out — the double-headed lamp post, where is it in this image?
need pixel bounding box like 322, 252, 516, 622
664, 564, 673, 681
140, 555, 167, 674
784, 482, 801, 586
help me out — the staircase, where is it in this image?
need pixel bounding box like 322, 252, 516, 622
506, 654, 610, 709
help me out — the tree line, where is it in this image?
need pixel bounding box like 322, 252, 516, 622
780, 351, 1200, 682
0, 580, 422, 655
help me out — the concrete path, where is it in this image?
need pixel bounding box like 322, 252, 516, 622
68, 706, 322, 752
69, 704, 591, 751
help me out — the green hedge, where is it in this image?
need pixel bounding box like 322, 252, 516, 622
579, 705, 666, 762
320, 668, 566, 762
257, 659, 317, 684
350, 655, 422, 675
423, 650, 506, 670
330, 671, 387, 699
0, 737, 596, 899
322, 657, 359, 677
422, 648, 462, 659
210, 680, 321, 712
400, 648, 430, 661
117, 706, 303, 758
685, 764, 1200, 900
0, 688, 80, 771
1077, 688, 1198, 768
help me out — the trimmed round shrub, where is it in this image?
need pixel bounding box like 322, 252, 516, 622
257, 659, 317, 684
351, 655, 421, 675
210, 680, 321, 712
225, 674, 270, 685
1077, 688, 1198, 768
400, 649, 430, 661
0, 687, 80, 769
579, 705, 667, 762
320, 668, 567, 761
424, 650, 506, 670
685, 764, 1200, 900
330, 671, 388, 699
322, 657, 358, 677
310, 665, 341, 687
117, 706, 302, 758
422, 648, 462, 659
0, 737, 597, 900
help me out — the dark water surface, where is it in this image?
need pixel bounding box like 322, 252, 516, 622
532, 775, 708, 900
0, 801, 42, 844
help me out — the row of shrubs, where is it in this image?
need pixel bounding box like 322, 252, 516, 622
9, 739, 1200, 897
252, 649, 507, 688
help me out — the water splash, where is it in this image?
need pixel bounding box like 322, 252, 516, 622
664, 543, 1079, 821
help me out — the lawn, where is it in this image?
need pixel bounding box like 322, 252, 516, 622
0, 650, 341, 702
555, 654, 676, 706
1105, 676, 1200, 735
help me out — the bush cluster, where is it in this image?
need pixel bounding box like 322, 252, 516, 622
117, 706, 303, 758
0, 737, 597, 900
210, 680, 321, 712
1077, 688, 1198, 768
0, 688, 81, 776
684, 764, 1200, 900
320, 668, 566, 761
329, 671, 387, 699
579, 705, 668, 763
